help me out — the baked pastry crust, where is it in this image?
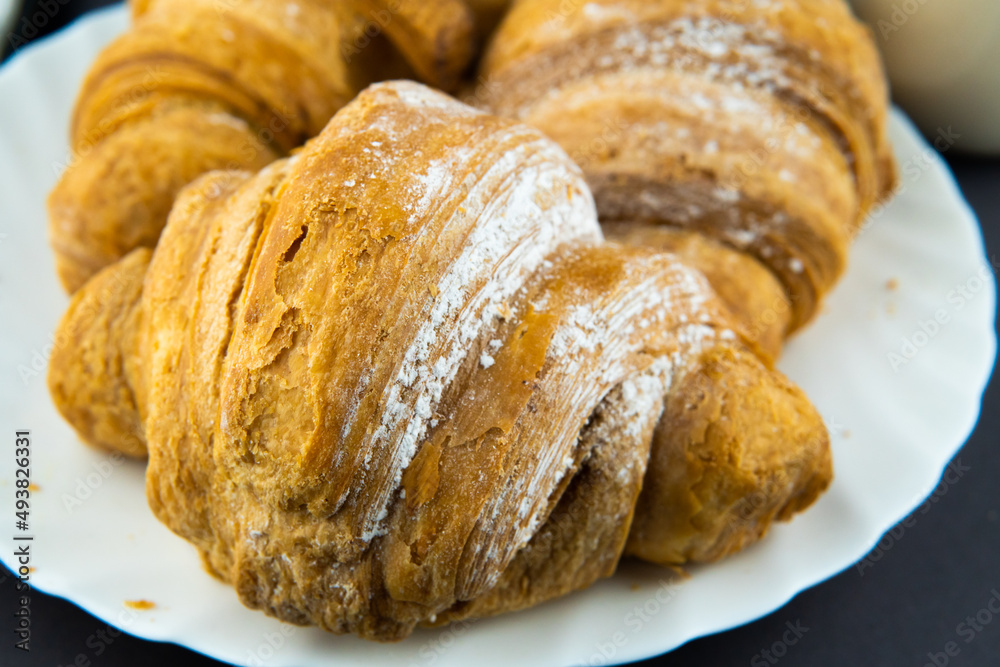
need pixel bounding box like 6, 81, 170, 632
49, 0, 477, 292
49, 82, 831, 640
472, 0, 897, 343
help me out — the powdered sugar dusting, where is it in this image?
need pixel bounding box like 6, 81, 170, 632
353, 84, 601, 542
463, 251, 728, 589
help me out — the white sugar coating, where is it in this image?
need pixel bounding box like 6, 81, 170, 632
558, 15, 790, 109
490, 8, 835, 181
502, 36, 828, 267
466, 253, 722, 584
675, 323, 717, 347
727, 228, 760, 247
714, 186, 740, 203
337, 366, 374, 445
412, 160, 449, 213
789, 257, 804, 273
308, 84, 742, 593
573, 71, 825, 167
392, 80, 488, 117
582, 2, 635, 19
615, 357, 675, 440
548, 303, 602, 357
352, 85, 601, 542
204, 112, 251, 132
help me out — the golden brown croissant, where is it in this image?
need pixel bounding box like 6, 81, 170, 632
49, 82, 830, 640
49, 0, 480, 293
471, 0, 897, 354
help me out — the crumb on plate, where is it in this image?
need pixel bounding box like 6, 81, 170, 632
124, 599, 156, 610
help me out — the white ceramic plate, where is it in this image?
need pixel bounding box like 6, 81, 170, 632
0, 7, 995, 667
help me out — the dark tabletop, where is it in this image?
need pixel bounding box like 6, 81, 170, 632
2, 1, 999, 665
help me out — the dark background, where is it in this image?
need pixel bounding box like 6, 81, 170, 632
2, 1, 998, 665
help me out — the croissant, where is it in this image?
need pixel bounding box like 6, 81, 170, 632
48, 0, 480, 293
471, 0, 897, 356
48, 82, 831, 641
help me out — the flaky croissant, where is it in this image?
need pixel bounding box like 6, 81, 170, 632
48, 0, 482, 293
471, 0, 897, 356
49, 82, 830, 641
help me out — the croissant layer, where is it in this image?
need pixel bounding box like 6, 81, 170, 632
473, 0, 897, 339
49, 0, 482, 292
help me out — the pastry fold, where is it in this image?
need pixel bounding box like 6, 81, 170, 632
49, 0, 479, 292
472, 0, 897, 349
